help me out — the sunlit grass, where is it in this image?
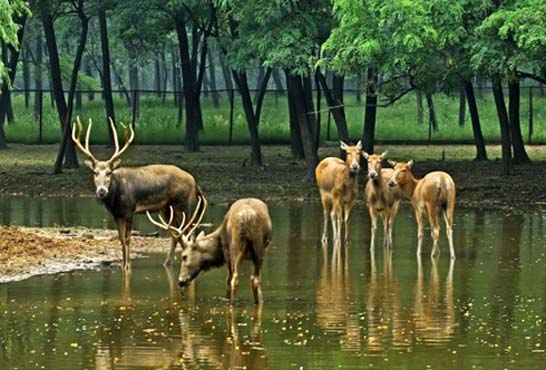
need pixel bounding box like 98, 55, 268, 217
5, 88, 546, 144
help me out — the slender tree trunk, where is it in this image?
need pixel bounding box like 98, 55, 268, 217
232, 70, 264, 166
528, 87, 533, 144
285, 70, 305, 159
172, 47, 179, 106
416, 90, 424, 124
207, 46, 219, 108
34, 34, 43, 119
316, 70, 349, 142
425, 92, 438, 131
99, 7, 116, 146
155, 58, 161, 97
22, 46, 30, 109
129, 64, 139, 119
254, 66, 265, 101
458, 83, 466, 126
0, 14, 27, 148
53, 0, 89, 173
272, 70, 284, 93
85, 59, 94, 100
111, 63, 131, 106
508, 78, 530, 163
463, 79, 487, 160
362, 68, 378, 154
1, 43, 14, 124
492, 78, 512, 175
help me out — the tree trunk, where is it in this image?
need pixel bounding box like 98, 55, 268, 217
1, 43, 14, 124
207, 46, 220, 108
85, 59, 94, 100
171, 47, 179, 106
285, 70, 305, 159
34, 34, 43, 119
99, 7, 116, 147
22, 46, 30, 109
416, 90, 424, 124
458, 83, 466, 126
492, 78, 512, 175
174, 10, 201, 152
425, 92, 438, 131
463, 79, 487, 161
362, 68, 378, 154
316, 70, 349, 142
155, 58, 161, 97
0, 14, 27, 148
254, 66, 265, 101
111, 63, 131, 106
508, 78, 530, 163
53, 0, 89, 173
129, 64, 139, 120
232, 70, 263, 166
272, 70, 284, 93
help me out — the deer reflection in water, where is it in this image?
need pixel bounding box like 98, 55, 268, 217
316, 245, 361, 352
97, 265, 268, 369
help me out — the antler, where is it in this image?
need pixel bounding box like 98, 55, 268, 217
182, 195, 208, 237
146, 206, 186, 239
108, 119, 135, 163
71, 116, 97, 162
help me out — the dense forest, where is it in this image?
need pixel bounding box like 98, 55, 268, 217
1, 0, 546, 178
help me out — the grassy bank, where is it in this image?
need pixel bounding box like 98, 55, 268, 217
5, 88, 546, 145
1, 144, 546, 212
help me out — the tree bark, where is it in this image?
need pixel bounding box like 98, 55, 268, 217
492, 78, 512, 175
155, 58, 161, 97
207, 46, 220, 108
508, 78, 530, 163
85, 59, 94, 100
99, 7, 116, 146
34, 34, 43, 119
416, 90, 424, 124
463, 79, 487, 161
272, 70, 284, 93
458, 83, 466, 126
22, 46, 30, 109
129, 64, 139, 119
425, 92, 438, 131
316, 70, 349, 142
362, 68, 378, 154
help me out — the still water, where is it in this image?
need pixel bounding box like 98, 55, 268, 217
1, 197, 546, 370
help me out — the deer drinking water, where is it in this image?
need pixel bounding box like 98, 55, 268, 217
363, 151, 401, 250
147, 198, 272, 305
387, 160, 456, 259
72, 117, 204, 270
315, 141, 362, 246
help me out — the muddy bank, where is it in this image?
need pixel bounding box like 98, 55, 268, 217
2, 144, 546, 212
0, 226, 171, 283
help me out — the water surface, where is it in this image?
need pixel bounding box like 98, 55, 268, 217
1, 197, 546, 369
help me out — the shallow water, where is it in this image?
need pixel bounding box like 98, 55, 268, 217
1, 197, 546, 370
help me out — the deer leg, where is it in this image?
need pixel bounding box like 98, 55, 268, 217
115, 217, 129, 270
427, 206, 441, 259
415, 209, 424, 257
250, 257, 264, 305
369, 206, 378, 251
343, 203, 353, 244
229, 247, 244, 305
443, 208, 456, 260
388, 201, 400, 250
330, 204, 339, 247
225, 263, 233, 299
320, 196, 331, 245
382, 213, 390, 249
124, 216, 133, 267
332, 200, 342, 248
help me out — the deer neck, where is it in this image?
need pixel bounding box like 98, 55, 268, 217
197, 228, 226, 271
370, 169, 387, 189
400, 174, 419, 199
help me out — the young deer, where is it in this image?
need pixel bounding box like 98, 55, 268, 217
72, 117, 204, 269
147, 198, 272, 305
315, 141, 362, 246
387, 160, 456, 259
363, 151, 401, 250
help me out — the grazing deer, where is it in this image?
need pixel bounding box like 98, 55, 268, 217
147, 198, 272, 305
72, 117, 204, 269
315, 141, 362, 246
387, 160, 456, 259
363, 151, 401, 250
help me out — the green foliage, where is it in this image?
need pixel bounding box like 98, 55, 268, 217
0, 0, 30, 83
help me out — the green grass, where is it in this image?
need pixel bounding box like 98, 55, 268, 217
5, 88, 546, 144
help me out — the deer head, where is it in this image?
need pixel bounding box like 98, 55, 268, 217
362, 150, 388, 180
340, 140, 362, 174
72, 117, 134, 199
387, 160, 414, 188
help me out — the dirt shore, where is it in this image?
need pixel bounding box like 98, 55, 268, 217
0, 226, 170, 283
1, 144, 546, 211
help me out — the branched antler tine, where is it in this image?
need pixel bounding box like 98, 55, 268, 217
180, 196, 202, 235
187, 196, 208, 237
72, 116, 96, 162
146, 210, 171, 231
110, 121, 134, 162
108, 117, 120, 154
174, 211, 186, 234
85, 118, 93, 152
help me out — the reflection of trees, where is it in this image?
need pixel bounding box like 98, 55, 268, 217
414, 258, 456, 346
316, 246, 361, 352
488, 214, 523, 349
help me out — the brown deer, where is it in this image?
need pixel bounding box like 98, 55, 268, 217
363, 151, 401, 250
72, 117, 204, 270
387, 160, 456, 259
147, 198, 272, 305
315, 141, 362, 246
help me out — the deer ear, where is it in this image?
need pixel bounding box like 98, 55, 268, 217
339, 141, 348, 151
380, 150, 388, 159
362, 151, 369, 159
84, 160, 95, 169
356, 140, 362, 150
111, 159, 122, 169
387, 160, 397, 167
407, 160, 414, 169
181, 234, 189, 244
196, 230, 205, 240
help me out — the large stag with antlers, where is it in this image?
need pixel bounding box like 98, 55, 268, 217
72, 117, 204, 270
387, 160, 456, 259
147, 198, 272, 305
315, 141, 362, 246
